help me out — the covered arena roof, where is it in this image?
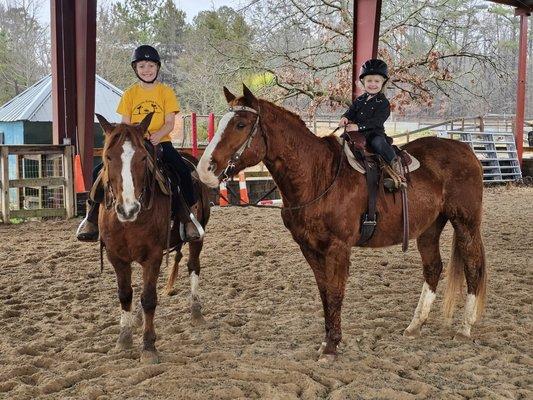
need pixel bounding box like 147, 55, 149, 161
488, 0, 533, 10
0, 74, 123, 123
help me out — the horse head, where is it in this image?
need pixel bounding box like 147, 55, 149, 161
197, 85, 266, 188
96, 112, 154, 222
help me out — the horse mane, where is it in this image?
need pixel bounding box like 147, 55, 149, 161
258, 99, 318, 139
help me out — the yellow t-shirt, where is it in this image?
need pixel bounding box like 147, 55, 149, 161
116, 82, 180, 143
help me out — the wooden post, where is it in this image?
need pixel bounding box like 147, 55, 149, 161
63, 145, 75, 218
1, 146, 10, 222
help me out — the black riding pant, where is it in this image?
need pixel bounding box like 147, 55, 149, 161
368, 134, 396, 164
160, 142, 196, 207
91, 142, 196, 206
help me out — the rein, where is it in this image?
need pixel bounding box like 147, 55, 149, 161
281, 129, 345, 212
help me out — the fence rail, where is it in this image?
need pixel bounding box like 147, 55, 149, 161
0, 145, 75, 223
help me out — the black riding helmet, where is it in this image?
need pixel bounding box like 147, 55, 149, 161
131, 45, 161, 84
359, 59, 388, 81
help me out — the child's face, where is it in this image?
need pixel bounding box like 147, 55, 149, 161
135, 60, 159, 82
362, 75, 385, 95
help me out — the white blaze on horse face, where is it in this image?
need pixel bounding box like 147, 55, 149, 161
197, 112, 235, 188
118, 140, 141, 221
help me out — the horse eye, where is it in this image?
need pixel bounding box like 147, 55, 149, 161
237, 122, 246, 129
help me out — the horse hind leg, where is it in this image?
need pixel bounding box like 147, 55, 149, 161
444, 221, 487, 340
165, 244, 183, 296
187, 240, 205, 324
405, 215, 447, 338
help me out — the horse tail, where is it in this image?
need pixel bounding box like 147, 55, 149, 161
443, 231, 487, 322
443, 233, 463, 319
474, 239, 487, 321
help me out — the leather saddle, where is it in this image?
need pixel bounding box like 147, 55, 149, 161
337, 131, 412, 252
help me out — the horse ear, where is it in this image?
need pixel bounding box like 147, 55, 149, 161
223, 86, 236, 103
96, 113, 113, 134
242, 84, 257, 106
138, 112, 154, 134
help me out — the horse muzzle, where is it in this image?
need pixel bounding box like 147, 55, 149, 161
197, 159, 222, 188
115, 201, 141, 222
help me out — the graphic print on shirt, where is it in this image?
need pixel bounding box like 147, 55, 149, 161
132, 101, 163, 116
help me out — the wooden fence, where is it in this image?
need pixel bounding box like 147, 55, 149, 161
0, 145, 75, 222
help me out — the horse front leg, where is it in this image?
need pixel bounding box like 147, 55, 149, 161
300, 241, 350, 361
140, 255, 162, 364
321, 241, 350, 360
187, 240, 205, 324
109, 254, 134, 350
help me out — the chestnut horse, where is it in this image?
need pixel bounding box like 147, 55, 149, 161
96, 113, 211, 363
197, 86, 487, 360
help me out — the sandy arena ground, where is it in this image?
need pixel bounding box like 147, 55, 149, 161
0, 186, 531, 400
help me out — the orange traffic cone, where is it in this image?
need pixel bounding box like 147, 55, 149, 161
238, 171, 249, 204
74, 154, 86, 193
219, 181, 229, 206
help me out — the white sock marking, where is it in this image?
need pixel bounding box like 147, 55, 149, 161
120, 310, 135, 328
190, 271, 199, 298
406, 282, 436, 331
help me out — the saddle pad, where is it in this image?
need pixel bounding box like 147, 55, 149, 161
336, 136, 421, 175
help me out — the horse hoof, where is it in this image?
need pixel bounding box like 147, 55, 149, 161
317, 353, 336, 363
116, 330, 133, 350
135, 310, 144, 329
115, 338, 133, 350
317, 342, 327, 355
141, 350, 160, 364
453, 331, 472, 342
403, 327, 421, 339
191, 314, 206, 326
166, 288, 178, 296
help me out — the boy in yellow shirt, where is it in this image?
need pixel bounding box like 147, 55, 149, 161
77, 45, 204, 242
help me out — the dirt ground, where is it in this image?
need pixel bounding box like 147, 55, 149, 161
0, 186, 531, 400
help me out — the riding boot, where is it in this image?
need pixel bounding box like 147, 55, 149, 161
383, 158, 407, 192
76, 200, 100, 242
176, 189, 204, 242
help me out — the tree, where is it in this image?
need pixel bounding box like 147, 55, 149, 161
243, 0, 526, 117
0, 0, 49, 105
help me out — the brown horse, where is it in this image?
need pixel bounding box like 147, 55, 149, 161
197, 85, 487, 360
96, 113, 211, 363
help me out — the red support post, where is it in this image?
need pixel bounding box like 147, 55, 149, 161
352, 0, 382, 100
515, 9, 529, 166
208, 112, 215, 142
191, 112, 198, 158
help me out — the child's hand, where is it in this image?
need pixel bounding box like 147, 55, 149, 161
149, 131, 165, 145
339, 117, 349, 127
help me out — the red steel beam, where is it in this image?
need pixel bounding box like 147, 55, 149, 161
75, 0, 97, 189
514, 9, 530, 166
51, 0, 76, 147
352, 0, 382, 100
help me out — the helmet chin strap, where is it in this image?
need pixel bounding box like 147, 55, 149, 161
133, 65, 160, 84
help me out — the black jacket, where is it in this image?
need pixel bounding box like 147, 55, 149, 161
342, 92, 390, 139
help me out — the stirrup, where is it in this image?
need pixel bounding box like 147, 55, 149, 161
382, 163, 406, 192
179, 213, 205, 242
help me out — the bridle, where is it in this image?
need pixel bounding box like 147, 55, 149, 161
215, 104, 346, 212
218, 105, 262, 181
104, 140, 158, 212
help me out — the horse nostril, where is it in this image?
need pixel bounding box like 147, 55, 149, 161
116, 203, 124, 215
133, 202, 140, 214
208, 161, 217, 172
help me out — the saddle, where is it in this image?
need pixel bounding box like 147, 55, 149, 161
338, 132, 416, 252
